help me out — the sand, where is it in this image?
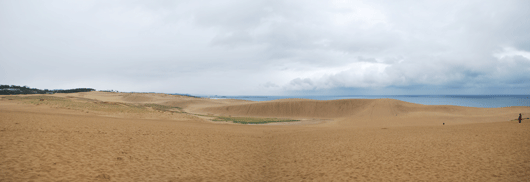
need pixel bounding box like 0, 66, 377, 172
1, 92, 529, 181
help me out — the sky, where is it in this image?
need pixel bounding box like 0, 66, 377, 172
1, 0, 529, 95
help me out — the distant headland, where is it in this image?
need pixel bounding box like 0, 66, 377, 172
0, 85, 95, 95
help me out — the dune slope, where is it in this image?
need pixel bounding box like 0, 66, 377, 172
198, 98, 528, 126
199, 99, 375, 118
1, 92, 529, 181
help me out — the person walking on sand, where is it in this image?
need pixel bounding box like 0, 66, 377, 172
519, 113, 522, 123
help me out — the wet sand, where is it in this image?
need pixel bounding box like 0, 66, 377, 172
1, 92, 529, 181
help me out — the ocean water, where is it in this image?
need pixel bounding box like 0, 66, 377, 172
200, 95, 530, 108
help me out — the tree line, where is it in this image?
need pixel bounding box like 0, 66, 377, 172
0, 85, 95, 95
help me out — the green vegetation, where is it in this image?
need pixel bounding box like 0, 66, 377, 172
5, 95, 65, 102
3, 95, 298, 124
212, 116, 299, 124
4, 95, 189, 115
5, 96, 149, 113
144, 104, 183, 113
171, 93, 201, 98
1, 85, 95, 95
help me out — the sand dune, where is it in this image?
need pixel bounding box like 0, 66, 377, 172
198, 98, 376, 118
199, 98, 528, 126
121, 94, 154, 102
1, 92, 529, 181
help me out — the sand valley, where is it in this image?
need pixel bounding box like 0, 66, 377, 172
1, 92, 529, 181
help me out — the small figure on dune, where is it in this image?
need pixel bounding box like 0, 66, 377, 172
443, 123, 445, 125
519, 113, 522, 123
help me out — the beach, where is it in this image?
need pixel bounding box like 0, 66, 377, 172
1, 92, 529, 181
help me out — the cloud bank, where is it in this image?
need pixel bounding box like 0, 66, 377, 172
1, 0, 529, 95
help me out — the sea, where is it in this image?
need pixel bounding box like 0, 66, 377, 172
197, 95, 530, 108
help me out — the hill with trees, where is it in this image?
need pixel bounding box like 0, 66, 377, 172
0, 85, 95, 95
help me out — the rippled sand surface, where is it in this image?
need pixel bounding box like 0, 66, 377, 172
1, 92, 529, 181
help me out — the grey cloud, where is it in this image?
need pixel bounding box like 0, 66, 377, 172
287, 78, 316, 90
1, 0, 529, 95
262, 82, 279, 88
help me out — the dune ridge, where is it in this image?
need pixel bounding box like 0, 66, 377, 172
198, 98, 529, 127
198, 98, 522, 118
1, 92, 529, 181
199, 98, 376, 118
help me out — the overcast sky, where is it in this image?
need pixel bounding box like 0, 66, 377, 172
1, 0, 529, 95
